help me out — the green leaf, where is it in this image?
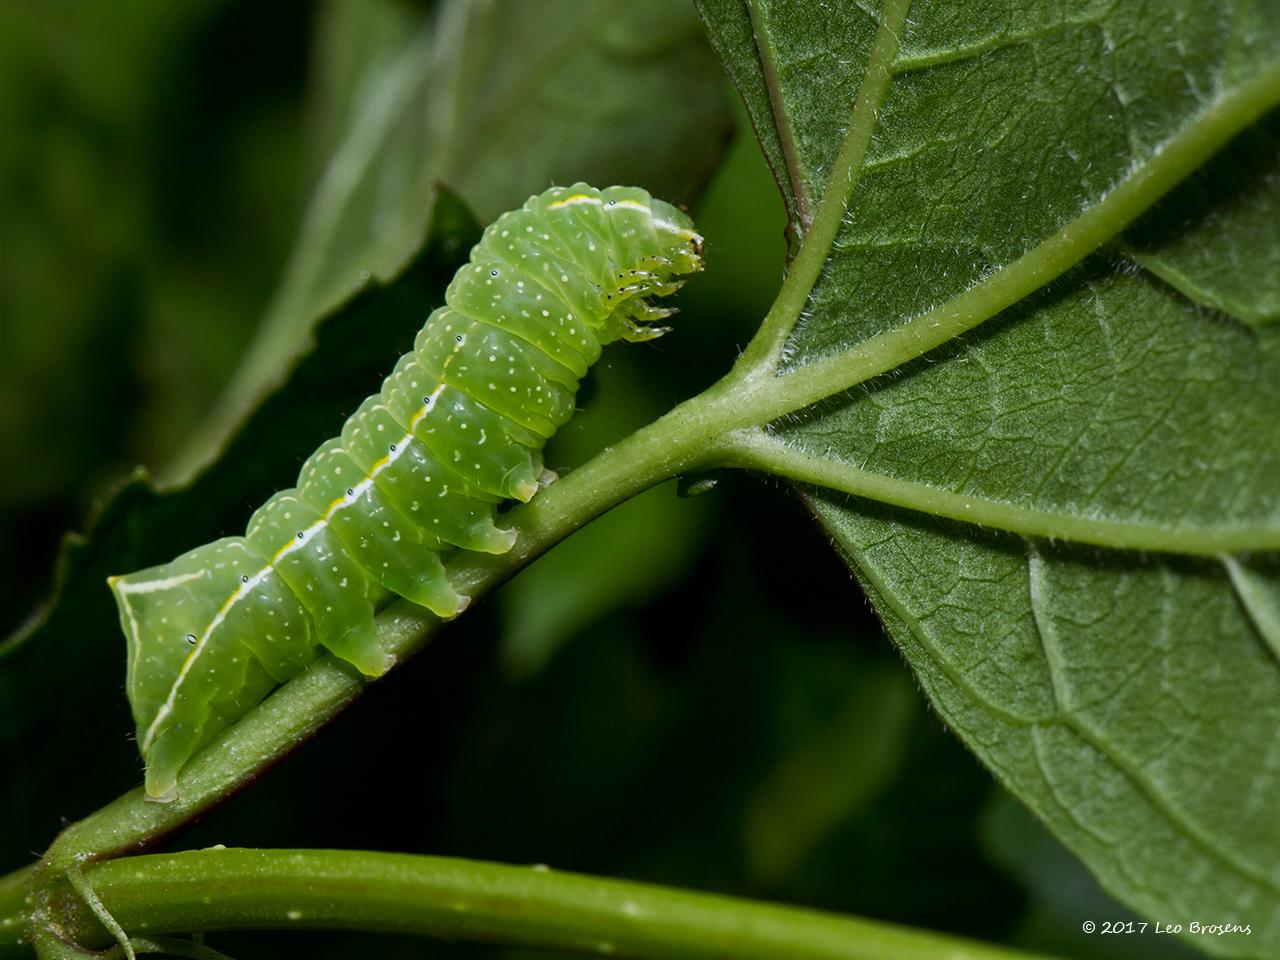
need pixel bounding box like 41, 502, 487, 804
0, 191, 478, 873
1124, 117, 1280, 329
173, 0, 733, 483
980, 789, 1204, 960
700, 1, 1280, 956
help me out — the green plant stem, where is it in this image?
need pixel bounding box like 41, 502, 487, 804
23, 12, 1280, 956
33, 848, 1059, 960
732, 0, 911, 372
27, 386, 743, 954
745, 0, 811, 230
26, 54, 1280, 947
749, 61, 1280, 417
725, 429, 1280, 554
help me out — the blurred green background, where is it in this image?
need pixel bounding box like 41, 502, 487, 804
0, 2, 1195, 958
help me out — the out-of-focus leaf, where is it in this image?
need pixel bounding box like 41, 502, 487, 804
174, 0, 733, 483
499, 361, 715, 679
744, 661, 914, 886
0, 191, 478, 873
0, 0, 193, 626
700, 1, 1280, 955
0, 0, 314, 633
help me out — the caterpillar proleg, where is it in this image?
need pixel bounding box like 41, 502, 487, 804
110, 183, 703, 800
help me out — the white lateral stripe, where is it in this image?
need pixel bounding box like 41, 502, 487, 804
113, 570, 204, 594
145, 361, 459, 755
141, 563, 274, 753
271, 519, 326, 563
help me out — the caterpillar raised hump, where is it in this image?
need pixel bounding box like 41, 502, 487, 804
110, 183, 703, 800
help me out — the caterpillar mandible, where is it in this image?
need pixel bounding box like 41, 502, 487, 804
109, 183, 703, 801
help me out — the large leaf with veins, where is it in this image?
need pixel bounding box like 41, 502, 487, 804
698, 0, 1280, 956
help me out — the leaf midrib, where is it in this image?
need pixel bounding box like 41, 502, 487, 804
761, 60, 1280, 414
745, 0, 812, 229
726, 430, 1280, 554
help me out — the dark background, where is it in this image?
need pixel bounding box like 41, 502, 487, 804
0, 2, 1191, 958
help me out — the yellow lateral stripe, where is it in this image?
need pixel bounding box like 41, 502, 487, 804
546, 193, 598, 208
150, 306, 489, 752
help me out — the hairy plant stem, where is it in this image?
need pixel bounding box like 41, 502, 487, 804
723, 428, 1280, 554
733, 0, 911, 373
20, 4, 1280, 954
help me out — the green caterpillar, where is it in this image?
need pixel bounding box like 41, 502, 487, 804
110, 183, 703, 801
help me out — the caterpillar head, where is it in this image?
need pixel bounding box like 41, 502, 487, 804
649, 197, 705, 277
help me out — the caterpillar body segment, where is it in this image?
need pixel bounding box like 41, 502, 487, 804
109, 183, 703, 800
